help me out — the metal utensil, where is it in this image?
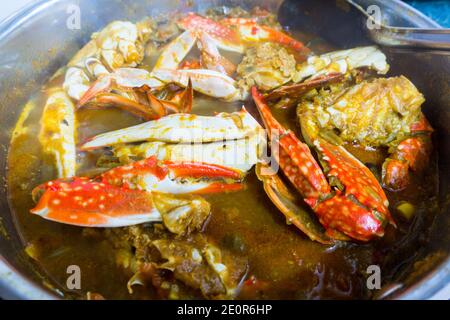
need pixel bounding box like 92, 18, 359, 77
347, 0, 450, 50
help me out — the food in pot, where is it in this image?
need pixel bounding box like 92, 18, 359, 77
7, 6, 437, 300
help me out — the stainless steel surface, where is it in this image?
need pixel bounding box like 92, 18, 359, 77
348, 0, 450, 50
0, 0, 449, 300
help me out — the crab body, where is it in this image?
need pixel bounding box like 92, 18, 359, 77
297, 76, 433, 191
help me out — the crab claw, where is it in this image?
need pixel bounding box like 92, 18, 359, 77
152, 30, 198, 72
77, 75, 113, 107
177, 13, 244, 53
312, 139, 395, 241
382, 159, 410, 191
382, 114, 433, 191
382, 136, 431, 190
255, 163, 332, 244
30, 177, 211, 233
81, 107, 260, 150
100, 156, 244, 194
252, 87, 330, 202
39, 89, 76, 178
220, 17, 310, 55
252, 87, 393, 242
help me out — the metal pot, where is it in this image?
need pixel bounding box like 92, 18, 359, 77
0, 0, 448, 299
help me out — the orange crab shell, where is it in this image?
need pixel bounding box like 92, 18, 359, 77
30, 177, 156, 227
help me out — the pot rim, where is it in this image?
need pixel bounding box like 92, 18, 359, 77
0, 0, 447, 300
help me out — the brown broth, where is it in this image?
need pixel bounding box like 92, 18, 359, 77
6, 30, 440, 300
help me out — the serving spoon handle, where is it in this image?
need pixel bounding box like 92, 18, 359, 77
347, 0, 450, 50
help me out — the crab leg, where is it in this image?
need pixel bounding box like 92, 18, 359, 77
80, 79, 193, 120
177, 13, 244, 53
221, 17, 310, 54
264, 73, 345, 102
39, 89, 76, 178
82, 93, 165, 120
253, 87, 393, 241
30, 177, 211, 233
152, 30, 198, 72
81, 107, 260, 150
100, 156, 244, 194
78, 68, 163, 107
255, 163, 332, 244
78, 69, 193, 119
197, 32, 236, 76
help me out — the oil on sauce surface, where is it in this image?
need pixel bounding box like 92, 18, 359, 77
6, 30, 439, 300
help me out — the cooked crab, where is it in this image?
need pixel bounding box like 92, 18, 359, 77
297, 76, 433, 191
76, 11, 316, 110
40, 19, 157, 178
78, 28, 248, 108
253, 87, 395, 242
31, 108, 264, 228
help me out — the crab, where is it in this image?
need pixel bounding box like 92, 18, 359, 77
77, 11, 340, 110
77, 28, 248, 112
41, 19, 163, 179
31, 108, 264, 229
297, 76, 433, 191
72, 29, 198, 118
40, 20, 239, 178
253, 87, 395, 242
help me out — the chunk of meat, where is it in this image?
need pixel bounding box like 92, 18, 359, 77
237, 42, 297, 91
